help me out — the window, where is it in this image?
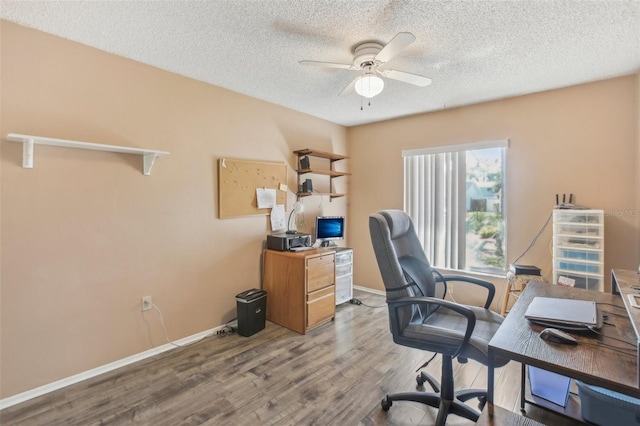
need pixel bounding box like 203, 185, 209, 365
403, 140, 508, 275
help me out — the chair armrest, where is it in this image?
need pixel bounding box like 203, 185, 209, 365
387, 297, 476, 358
436, 275, 496, 308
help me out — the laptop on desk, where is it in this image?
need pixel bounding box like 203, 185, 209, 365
525, 297, 603, 331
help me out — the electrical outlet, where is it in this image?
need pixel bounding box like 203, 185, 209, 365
141, 296, 152, 312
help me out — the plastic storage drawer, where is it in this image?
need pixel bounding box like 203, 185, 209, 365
558, 262, 600, 274
336, 263, 353, 278
335, 275, 352, 304
335, 251, 352, 264
558, 274, 602, 291
559, 249, 600, 261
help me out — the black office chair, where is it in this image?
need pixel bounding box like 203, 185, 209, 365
369, 209, 508, 425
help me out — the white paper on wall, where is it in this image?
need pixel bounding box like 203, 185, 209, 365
256, 187, 276, 209
270, 204, 286, 231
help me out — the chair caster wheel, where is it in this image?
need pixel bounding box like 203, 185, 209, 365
477, 396, 487, 410
416, 373, 426, 387
381, 396, 392, 411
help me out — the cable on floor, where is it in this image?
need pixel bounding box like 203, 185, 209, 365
349, 298, 386, 308
217, 318, 237, 336
147, 302, 215, 347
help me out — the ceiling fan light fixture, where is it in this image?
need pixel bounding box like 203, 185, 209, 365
355, 73, 384, 98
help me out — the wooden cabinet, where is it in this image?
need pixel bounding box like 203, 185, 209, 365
263, 249, 335, 334
293, 148, 350, 200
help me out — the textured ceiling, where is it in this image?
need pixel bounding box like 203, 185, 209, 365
1, 0, 639, 127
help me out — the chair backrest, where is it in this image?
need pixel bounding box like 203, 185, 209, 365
369, 210, 442, 328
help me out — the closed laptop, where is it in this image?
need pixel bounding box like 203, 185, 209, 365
525, 297, 602, 330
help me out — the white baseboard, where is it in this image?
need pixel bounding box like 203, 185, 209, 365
353, 284, 385, 297
0, 325, 224, 410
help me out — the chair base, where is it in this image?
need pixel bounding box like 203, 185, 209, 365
381, 357, 486, 426
381, 389, 485, 426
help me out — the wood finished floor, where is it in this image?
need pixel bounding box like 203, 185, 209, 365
1, 290, 583, 425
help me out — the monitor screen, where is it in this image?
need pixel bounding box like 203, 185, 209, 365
315, 216, 345, 241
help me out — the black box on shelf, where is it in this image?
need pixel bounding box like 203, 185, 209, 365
302, 179, 313, 193
509, 264, 541, 276
299, 155, 310, 170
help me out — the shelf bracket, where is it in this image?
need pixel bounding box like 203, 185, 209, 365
23, 138, 34, 168
143, 153, 158, 176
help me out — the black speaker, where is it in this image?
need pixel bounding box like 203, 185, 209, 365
302, 178, 313, 193
299, 155, 310, 170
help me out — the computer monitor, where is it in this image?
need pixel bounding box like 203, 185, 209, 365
315, 216, 344, 246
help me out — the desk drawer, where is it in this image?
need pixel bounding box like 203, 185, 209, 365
307, 262, 335, 292
307, 285, 335, 328
308, 285, 334, 301
307, 253, 335, 268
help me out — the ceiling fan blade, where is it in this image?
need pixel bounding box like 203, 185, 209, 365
375, 32, 416, 63
382, 69, 432, 87
299, 60, 355, 70
338, 77, 358, 97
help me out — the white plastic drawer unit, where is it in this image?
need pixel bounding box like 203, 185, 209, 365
334, 248, 353, 305
552, 209, 604, 292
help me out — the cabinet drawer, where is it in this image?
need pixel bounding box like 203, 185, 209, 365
307, 286, 335, 328
308, 285, 334, 301
307, 262, 335, 292
307, 253, 335, 268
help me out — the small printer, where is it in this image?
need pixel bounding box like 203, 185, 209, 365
267, 233, 311, 251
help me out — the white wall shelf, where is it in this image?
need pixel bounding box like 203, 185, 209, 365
6, 133, 170, 176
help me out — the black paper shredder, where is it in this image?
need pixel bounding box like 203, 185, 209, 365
235, 289, 267, 337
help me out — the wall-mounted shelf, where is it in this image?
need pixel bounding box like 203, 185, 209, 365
295, 169, 350, 178
6, 133, 170, 176
293, 148, 350, 200
296, 192, 346, 199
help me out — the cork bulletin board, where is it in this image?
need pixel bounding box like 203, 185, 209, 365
218, 158, 288, 218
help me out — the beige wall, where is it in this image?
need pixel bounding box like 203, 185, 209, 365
349, 75, 639, 303
0, 22, 348, 398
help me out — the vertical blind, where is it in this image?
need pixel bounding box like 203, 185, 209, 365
403, 139, 508, 271
404, 152, 466, 269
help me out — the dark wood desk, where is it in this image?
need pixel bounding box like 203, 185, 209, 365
487, 281, 639, 421
612, 268, 640, 383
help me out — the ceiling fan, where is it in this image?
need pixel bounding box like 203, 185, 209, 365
299, 32, 432, 98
